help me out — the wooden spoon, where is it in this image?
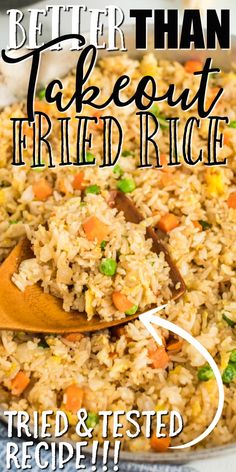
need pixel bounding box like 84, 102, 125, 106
0, 192, 185, 333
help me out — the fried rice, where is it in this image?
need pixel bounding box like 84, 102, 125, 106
12, 193, 171, 320
0, 53, 236, 452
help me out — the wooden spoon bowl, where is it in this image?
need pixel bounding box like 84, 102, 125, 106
0, 192, 185, 333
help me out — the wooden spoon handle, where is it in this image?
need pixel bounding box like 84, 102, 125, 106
113, 191, 186, 300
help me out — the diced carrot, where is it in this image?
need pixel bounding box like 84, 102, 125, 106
33, 178, 53, 201
91, 110, 104, 130
112, 292, 133, 312
166, 336, 183, 352
64, 384, 84, 414
159, 154, 173, 173
227, 191, 236, 209
206, 87, 221, 109
160, 173, 174, 187
211, 87, 221, 95
62, 333, 84, 343
11, 371, 30, 396
34, 100, 51, 114
150, 433, 170, 452
82, 216, 109, 244
72, 172, 85, 191
223, 129, 231, 146
160, 154, 167, 168
184, 60, 203, 73
192, 220, 202, 231
148, 346, 169, 369
156, 213, 179, 233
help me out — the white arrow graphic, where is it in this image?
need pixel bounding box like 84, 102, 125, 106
139, 304, 224, 449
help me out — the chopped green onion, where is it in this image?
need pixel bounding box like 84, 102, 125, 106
198, 365, 214, 381
99, 258, 117, 276
150, 105, 168, 129
222, 364, 236, 384
117, 178, 136, 193
198, 220, 212, 231
37, 88, 46, 100
86, 152, 96, 163
113, 164, 123, 177
122, 150, 134, 157
9, 220, 19, 225
33, 167, 45, 172
38, 338, 49, 348
86, 412, 99, 428
229, 350, 236, 363
150, 104, 160, 116
211, 72, 220, 80
222, 313, 236, 328
125, 304, 138, 316
32, 160, 45, 172
229, 121, 236, 129
159, 117, 169, 129
85, 185, 101, 195
100, 240, 107, 251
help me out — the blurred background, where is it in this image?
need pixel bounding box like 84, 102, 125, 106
0, 0, 235, 50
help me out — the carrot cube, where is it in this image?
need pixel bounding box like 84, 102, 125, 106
33, 178, 53, 201
184, 60, 203, 73
82, 216, 109, 243
11, 371, 30, 396
156, 213, 179, 233
64, 384, 84, 414
148, 346, 169, 369
72, 172, 85, 191
227, 192, 236, 209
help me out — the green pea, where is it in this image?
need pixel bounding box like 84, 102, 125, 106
198, 220, 212, 230
222, 313, 236, 328
198, 365, 214, 381
125, 304, 138, 316
37, 88, 46, 100
229, 121, 236, 129
229, 350, 236, 363
117, 178, 136, 193
99, 258, 117, 276
222, 364, 236, 384
113, 164, 123, 177
85, 185, 101, 195
86, 152, 96, 163
86, 412, 99, 428
100, 240, 107, 251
